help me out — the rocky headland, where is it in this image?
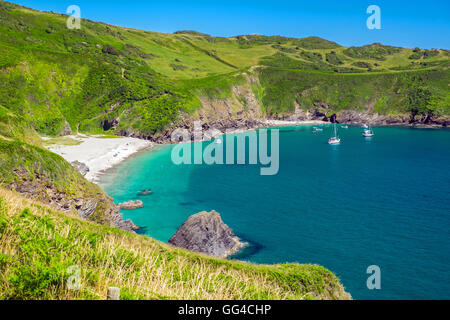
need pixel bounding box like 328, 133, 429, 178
71, 161, 90, 177
11, 167, 139, 233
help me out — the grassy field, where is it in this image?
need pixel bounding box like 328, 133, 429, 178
0, 188, 351, 300
42, 136, 82, 146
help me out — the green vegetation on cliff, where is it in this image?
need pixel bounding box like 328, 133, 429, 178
258, 68, 450, 117
0, 104, 118, 227
0, 1, 448, 138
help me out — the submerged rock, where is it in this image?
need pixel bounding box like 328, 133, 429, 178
138, 189, 153, 196
168, 210, 244, 258
118, 200, 144, 210
71, 161, 90, 177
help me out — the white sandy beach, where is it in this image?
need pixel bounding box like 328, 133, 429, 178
44, 121, 325, 183
45, 135, 153, 183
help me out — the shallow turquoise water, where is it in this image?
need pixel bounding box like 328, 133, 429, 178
100, 125, 450, 300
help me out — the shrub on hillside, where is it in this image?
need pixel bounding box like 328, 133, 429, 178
102, 45, 120, 56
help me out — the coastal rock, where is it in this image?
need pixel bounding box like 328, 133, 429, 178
118, 200, 144, 210
11, 167, 138, 233
333, 109, 450, 127
329, 114, 338, 124
107, 205, 140, 232
77, 199, 98, 219
311, 109, 327, 121
138, 189, 153, 196
71, 161, 90, 177
102, 117, 120, 131
60, 121, 73, 136
116, 218, 140, 231
168, 210, 244, 258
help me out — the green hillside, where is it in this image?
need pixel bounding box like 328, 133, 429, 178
0, 104, 122, 231
0, 1, 448, 139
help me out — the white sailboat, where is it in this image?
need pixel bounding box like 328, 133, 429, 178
328, 123, 341, 145
363, 125, 375, 138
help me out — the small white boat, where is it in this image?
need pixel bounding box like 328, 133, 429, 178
361, 124, 369, 129
341, 125, 349, 129
328, 123, 341, 145
363, 131, 374, 138
313, 127, 323, 132
215, 138, 223, 144
328, 137, 341, 145
363, 126, 375, 138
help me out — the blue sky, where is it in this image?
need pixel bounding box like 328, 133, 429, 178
10, 0, 450, 48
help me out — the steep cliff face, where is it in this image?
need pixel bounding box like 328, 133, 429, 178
187, 75, 266, 132
168, 211, 244, 258
9, 161, 138, 233
0, 131, 137, 232
195, 75, 263, 123
136, 74, 267, 143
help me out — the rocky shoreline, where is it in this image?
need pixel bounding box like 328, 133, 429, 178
118, 200, 144, 210
12, 169, 139, 233
286, 105, 449, 127
117, 110, 449, 145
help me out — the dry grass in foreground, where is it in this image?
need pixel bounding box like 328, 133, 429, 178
0, 188, 351, 300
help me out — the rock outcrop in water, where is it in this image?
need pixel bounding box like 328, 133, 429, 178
168, 211, 244, 258
118, 200, 144, 210
138, 189, 153, 196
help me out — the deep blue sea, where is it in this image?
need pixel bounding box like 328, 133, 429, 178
100, 125, 450, 300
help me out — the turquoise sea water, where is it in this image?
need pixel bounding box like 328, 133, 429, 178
100, 125, 450, 300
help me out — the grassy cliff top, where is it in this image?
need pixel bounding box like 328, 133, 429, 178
1, 1, 447, 80
0, 188, 351, 300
